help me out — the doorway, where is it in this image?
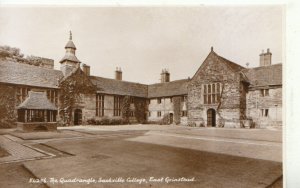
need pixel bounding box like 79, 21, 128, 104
74, 109, 82, 125
207, 109, 216, 127
169, 113, 174, 124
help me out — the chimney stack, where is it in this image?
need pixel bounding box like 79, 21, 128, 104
115, 67, 122, 81
82, 64, 90, 76
161, 69, 170, 83
259, 48, 272, 66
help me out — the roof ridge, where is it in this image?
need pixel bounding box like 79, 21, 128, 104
149, 79, 189, 86
0, 59, 62, 73
89, 75, 148, 86
245, 63, 282, 71
215, 53, 245, 71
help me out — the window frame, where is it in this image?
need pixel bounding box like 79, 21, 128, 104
157, 98, 162, 104
157, 111, 162, 117
113, 96, 122, 116
96, 94, 105, 117
203, 83, 221, 104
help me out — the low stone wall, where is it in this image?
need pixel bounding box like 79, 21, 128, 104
17, 122, 57, 132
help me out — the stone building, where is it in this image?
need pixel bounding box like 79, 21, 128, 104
0, 32, 282, 128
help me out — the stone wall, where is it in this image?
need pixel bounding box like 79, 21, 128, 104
246, 87, 282, 128
187, 52, 244, 128
0, 84, 17, 128
148, 97, 174, 122
148, 96, 186, 124
104, 95, 115, 117
17, 122, 57, 132
82, 93, 96, 124
81, 94, 144, 124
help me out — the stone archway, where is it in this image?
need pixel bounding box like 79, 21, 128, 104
207, 108, 216, 127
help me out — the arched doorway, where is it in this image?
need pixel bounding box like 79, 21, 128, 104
74, 109, 82, 125
207, 109, 216, 127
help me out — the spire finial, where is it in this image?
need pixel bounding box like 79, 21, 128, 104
69, 31, 72, 40
211, 46, 214, 52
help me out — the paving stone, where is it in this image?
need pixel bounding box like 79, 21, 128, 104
0, 136, 45, 163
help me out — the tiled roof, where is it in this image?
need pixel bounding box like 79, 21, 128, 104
216, 53, 245, 72
59, 53, 81, 63
17, 91, 57, 110
243, 64, 282, 87
89, 76, 148, 98
0, 60, 63, 88
148, 79, 189, 98
65, 40, 76, 49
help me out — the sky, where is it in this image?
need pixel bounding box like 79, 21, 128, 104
0, 6, 283, 84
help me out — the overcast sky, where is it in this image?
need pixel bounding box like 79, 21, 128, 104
0, 6, 283, 84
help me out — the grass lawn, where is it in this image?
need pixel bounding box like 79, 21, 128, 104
0, 163, 47, 188
24, 137, 282, 188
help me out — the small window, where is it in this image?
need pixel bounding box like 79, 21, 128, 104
261, 109, 269, 117
170, 97, 173, 103
260, 89, 269, 97
265, 109, 269, 117
157, 111, 161, 117
157, 98, 161, 104
148, 111, 151, 117
265, 89, 269, 96
181, 111, 187, 117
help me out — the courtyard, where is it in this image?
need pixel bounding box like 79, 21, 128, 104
0, 125, 282, 188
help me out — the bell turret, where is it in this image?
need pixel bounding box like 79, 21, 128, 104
60, 31, 81, 76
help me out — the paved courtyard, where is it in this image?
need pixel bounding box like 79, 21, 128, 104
0, 125, 282, 188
